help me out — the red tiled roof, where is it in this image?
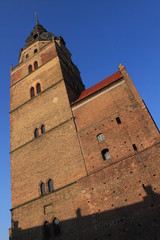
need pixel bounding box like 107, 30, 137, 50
72, 71, 123, 105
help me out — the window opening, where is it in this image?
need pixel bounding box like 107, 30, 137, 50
116, 117, 121, 124
53, 218, 61, 236
28, 65, 32, 74
34, 61, 38, 70
48, 179, 54, 192
101, 148, 111, 160
34, 49, 37, 54
30, 87, 35, 98
36, 83, 41, 94
44, 221, 51, 239
41, 124, 45, 134
132, 144, 137, 151
97, 133, 104, 142
26, 54, 29, 59
34, 128, 39, 138
40, 182, 45, 195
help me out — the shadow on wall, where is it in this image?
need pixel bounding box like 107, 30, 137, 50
10, 185, 160, 240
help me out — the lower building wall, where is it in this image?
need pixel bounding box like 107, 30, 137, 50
11, 140, 160, 240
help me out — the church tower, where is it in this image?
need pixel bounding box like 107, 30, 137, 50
10, 16, 160, 240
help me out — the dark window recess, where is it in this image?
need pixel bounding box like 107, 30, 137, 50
34, 61, 38, 70
53, 218, 61, 236
34, 128, 39, 138
26, 54, 29, 59
116, 117, 121, 124
101, 148, 111, 160
40, 182, 45, 195
30, 87, 35, 98
44, 221, 51, 239
48, 179, 54, 192
41, 124, 45, 134
97, 133, 104, 142
132, 144, 138, 151
36, 83, 41, 94
28, 65, 32, 74
34, 49, 37, 54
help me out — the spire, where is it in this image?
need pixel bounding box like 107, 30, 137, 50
35, 11, 39, 26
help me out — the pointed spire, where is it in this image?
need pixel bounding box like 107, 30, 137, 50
35, 11, 39, 26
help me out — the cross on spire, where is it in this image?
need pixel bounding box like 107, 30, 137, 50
35, 11, 39, 26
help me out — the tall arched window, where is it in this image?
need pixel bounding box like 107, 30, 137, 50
53, 218, 61, 236
40, 182, 45, 195
97, 133, 104, 142
44, 221, 51, 239
34, 61, 38, 70
34, 49, 37, 54
36, 83, 41, 94
41, 124, 45, 134
34, 128, 39, 138
48, 179, 54, 192
30, 87, 35, 98
28, 65, 32, 74
101, 148, 111, 161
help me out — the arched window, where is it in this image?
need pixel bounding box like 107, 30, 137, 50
26, 54, 29, 59
34, 128, 39, 138
44, 221, 51, 239
48, 179, 54, 192
36, 83, 41, 94
53, 218, 61, 236
34, 61, 38, 70
34, 49, 37, 54
101, 148, 111, 161
97, 133, 104, 142
41, 124, 45, 134
28, 65, 32, 74
30, 87, 35, 98
40, 182, 45, 195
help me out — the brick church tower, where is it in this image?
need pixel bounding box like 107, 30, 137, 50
10, 16, 160, 240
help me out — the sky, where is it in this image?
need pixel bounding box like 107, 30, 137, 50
0, 0, 160, 239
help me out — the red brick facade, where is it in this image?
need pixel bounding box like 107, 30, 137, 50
10, 23, 160, 240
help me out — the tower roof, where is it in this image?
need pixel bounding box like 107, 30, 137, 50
24, 12, 55, 48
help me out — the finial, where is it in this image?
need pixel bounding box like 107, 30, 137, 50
35, 11, 39, 26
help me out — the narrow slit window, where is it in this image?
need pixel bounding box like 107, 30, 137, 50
28, 65, 32, 74
116, 117, 121, 124
44, 221, 51, 239
36, 83, 41, 94
97, 133, 104, 142
40, 182, 45, 195
41, 124, 45, 134
53, 218, 61, 236
34, 61, 38, 70
132, 144, 138, 151
48, 179, 54, 192
30, 87, 35, 98
34, 128, 39, 138
101, 148, 111, 160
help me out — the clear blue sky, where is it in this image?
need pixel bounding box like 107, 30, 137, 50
0, 1, 160, 239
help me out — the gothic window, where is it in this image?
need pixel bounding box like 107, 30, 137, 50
36, 83, 41, 94
30, 87, 35, 98
28, 65, 32, 74
40, 182, 45, 195
41, 124, 45, 134
44, 221, 51, 239
34, 49, 37, 54
101, 148, 111, 160
116, 117, 121, 124
34, 61, 38, 70
48, 179, 54, 192
53, 218, 61, 236
34, 128, 39, 138
97, 133, 104, 142
132, 144, 138, 151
